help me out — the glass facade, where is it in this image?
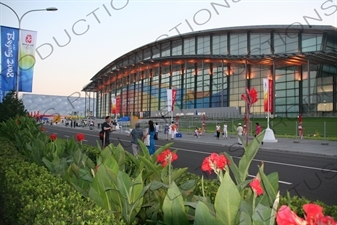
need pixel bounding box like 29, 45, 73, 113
84, 26, 337, 118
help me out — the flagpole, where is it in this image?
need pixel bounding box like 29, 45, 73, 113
267, 81, 270, 129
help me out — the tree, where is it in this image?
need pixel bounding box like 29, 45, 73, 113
0, 91, 27, 123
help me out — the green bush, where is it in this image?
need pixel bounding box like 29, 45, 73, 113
0, 139, 126, 225
0, 90, 27, 123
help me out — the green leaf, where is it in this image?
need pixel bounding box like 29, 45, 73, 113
258, 167, 278, 206
117, 171, 132, 200
162, 181, 190, 225
238, 130, 265, 182
240, 211, 252, 225
138, 155, 161, 179
193, 201, 221, 225
163, 167, 188, 184
223, 152, 240, 184
252, 203, 272, 225
214, 171, 241, 225
269, 191, 280, 225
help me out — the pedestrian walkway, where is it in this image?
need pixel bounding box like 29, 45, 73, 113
52, 123, 337, 157
171, 130, 337, 157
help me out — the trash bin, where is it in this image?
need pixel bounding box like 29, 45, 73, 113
98, 123, 101, 129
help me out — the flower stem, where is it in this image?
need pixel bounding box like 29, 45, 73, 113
201, 175, 205, 197
169, 161, 172, 185
252, 192, 256, 215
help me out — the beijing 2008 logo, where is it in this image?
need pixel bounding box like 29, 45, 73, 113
25, 34, 32, 44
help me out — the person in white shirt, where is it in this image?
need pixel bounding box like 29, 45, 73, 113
237, 123, 243, 145
194, 127, 200, 138
223, 123, 228, 139
216, 123, 221, 140
155, 122, 159, 139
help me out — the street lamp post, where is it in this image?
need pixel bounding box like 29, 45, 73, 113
0, 2, 57, 98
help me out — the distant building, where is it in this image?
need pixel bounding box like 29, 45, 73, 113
22, 93, 95, 117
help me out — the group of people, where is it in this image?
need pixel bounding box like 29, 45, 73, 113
236, 122, 263, 145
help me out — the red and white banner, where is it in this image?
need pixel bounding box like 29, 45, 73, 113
263, 78, 273, 113
115, 96, 121, 114
167, 89, 177, 111
111, 97, 116, 114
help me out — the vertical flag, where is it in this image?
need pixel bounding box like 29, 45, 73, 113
263, 78, 273, 112
167, 89, 177, 111
116, 96, 121, 114
19, 29, 37, 92
172, 89, 177, 111
111, 97, 116, 114
167, 89, 172, 111
1, 26, 19, 102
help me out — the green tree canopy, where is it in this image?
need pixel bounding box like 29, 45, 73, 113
0, 91, 28, 123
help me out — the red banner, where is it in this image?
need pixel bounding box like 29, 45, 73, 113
268, 79, 273, 113
116, 96, 121, 114
172, 89, 177, 111
263, 79, 273, 113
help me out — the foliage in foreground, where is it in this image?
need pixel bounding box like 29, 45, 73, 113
0, 90, 27, 123
0, 138, 125, 225
0, 116, 336, 225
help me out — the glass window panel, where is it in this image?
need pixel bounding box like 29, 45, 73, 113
184, 38, 196, 55
161, 42, 171, 57
197, 36, 211, 55
212, 34, 227, 55
172, 40, 182, 56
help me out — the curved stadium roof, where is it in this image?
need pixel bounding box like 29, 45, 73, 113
82, 25, 337, 92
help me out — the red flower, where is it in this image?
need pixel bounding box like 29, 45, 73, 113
317, 216, 336, 225
241, 87, 258, 106
276, 205, 306, 225
96, 165, 99, 172
277, 204, 337, 225
249, 177, 264, 196
40, 127, 46, 132
50, 133, 57, 141
201, 153, 229, 174
303, 203, 324, 224
76, 133, 85, 142
156, 149, 178, 167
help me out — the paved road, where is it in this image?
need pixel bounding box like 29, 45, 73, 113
44, 125, 337, 205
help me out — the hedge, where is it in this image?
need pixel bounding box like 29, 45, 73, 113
0, 139, 126, 225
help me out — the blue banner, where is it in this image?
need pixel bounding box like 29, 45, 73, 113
1, 26, 19, 102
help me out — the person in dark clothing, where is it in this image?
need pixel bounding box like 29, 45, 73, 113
102, 116, 113, 148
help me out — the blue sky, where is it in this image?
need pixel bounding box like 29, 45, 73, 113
0, 0, 336, 97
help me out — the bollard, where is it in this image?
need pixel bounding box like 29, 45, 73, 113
293, 121, 300, 143
321, 121, 329, 145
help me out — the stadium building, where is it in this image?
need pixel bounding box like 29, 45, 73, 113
22, 94, 95, 118
82, 25, 337, 118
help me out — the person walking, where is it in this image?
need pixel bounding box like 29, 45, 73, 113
169, 121, 177, 140
223, 122, 228, 139
255, 122, 263, 145
101, 116, 113, 148
164, 124, 170, 140
216, 123, 221, 140
143, 120, 156, 155
127, 123, 143, 157
194, 127, 201, 138
155, 122, 159, 140
237, 123, 243, 145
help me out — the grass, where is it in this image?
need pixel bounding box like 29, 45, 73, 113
177, 117, 337, 141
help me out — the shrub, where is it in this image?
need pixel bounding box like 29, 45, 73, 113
0, 90, 27, 123
0, 139, 126, 225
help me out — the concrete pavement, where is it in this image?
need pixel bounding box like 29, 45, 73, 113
50, 123, 337, 157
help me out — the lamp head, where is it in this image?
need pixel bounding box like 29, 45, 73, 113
46, 7, 58, 11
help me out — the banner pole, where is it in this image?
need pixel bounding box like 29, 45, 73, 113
267, 80, 270, 129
